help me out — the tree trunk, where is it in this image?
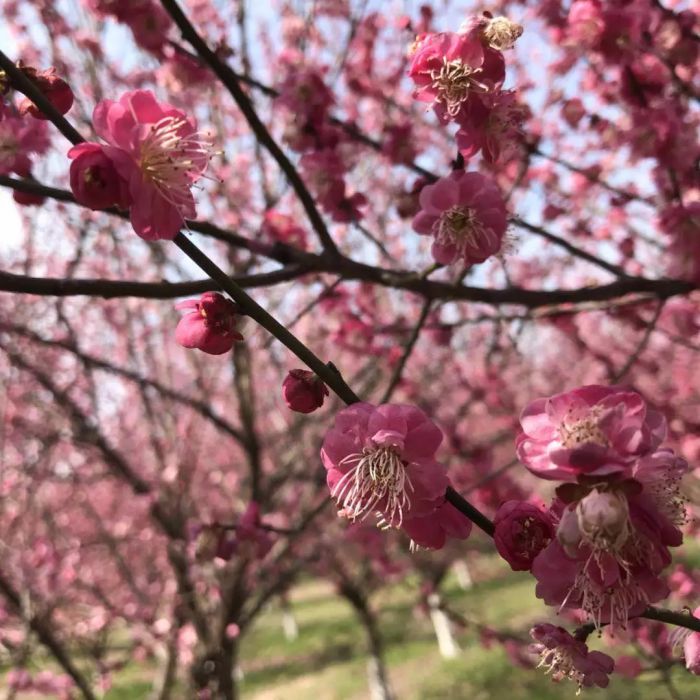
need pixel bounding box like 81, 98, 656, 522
427, 593, 459, 658
190, 640, 239, 700
340, 585, 393, 700
453, 559, 473, 590
150, 620, 180, 700
280, 595, 299, 641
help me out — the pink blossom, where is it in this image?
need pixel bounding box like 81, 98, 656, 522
275, 69, 334, 121
92, 90, 214, 240
282, 369, 329, 414
614, 655, 643, 678
684, 607, 700, 674
83, 0, 150, 19
125, 3, 173, 54
261, 211, 308, 249
321, 403, 449, 527
17, 66, 74, 120
412, 171, 507, 266
68, 143, 131, 210
516, 385, 667, 482
530, 623, 615, 690
567, 0, 605, 48
408, 31, 504, 123
401, 498, 472, 550
235, 502, 274, 559
455, 90, 527, 163
532, 474, 686, 627
493, 501, 554, 571
0, 115, 50, 175
381, 123, 417, 165
175, 292, 243, 355
660, 203, 700, 282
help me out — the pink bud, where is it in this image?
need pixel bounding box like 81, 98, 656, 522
175, 292, 244, 356
18, 66, 74, 120
282, 369, 329, 414
68, 143, 131, 210
493, 500, 554, 571
575, 488, 630, 550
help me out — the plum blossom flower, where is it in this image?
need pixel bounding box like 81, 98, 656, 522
493, 501, 554, 571
91, 90, 215, 239
0, 115, 50, 175
261, 210, 308, 249
455, 90, 528, 163
67, 143, 131, 210
175, 292, 243, 355
516, 385, 667, 482
412, 171, 507, 266
532, 460, 688, 627
480, 15, 524, 51
321, 403, 449, 527
402, 498, 472, 550
282, 369, 329, 414
408, 31, 504, 123
660, 202, 700, 283
17, 66, 74, 120
530, 623, 615, 691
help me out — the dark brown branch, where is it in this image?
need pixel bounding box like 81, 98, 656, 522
160, 0, 339, 254
2, 322, 247, 444
0, 573, 97, 700
0, 267, 304, 299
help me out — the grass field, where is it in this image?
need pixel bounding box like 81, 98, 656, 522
5, 554, 699, 699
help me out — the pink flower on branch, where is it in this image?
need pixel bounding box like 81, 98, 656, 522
408, 30, 505, 124
493, 500, 554, 571
530, 623, 614, 691
516, 385, 667, 482
455, 90, 528, 163
67, 143, 131, 210
16, 65, 74, 120
321, 403, 449, 527
401, 498, 472, 550
532, 451, 688, 628
282, 369, 329, 414
412, 171, 507, 267
175, 292, 243, 355
90, 90, 215, 240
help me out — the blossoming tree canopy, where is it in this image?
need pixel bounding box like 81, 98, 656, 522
0, 0, 698, 698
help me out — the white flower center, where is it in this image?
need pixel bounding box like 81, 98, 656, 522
332, 446, 413, 525
138, 116, 214, 212
537, 647, 586, 693
433, 205, 485, 255
429, 58, 488, 116
558, 410, 608, 449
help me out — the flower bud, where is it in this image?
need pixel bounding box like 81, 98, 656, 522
175, 293, 243, 356
482, 16, 523, 50
556, 506, 583, 556
282, 369, 329, 414
493, 501, 554, 571
576, 488, 630, 550
17, 66, 74, 120
68, 143, 131, 210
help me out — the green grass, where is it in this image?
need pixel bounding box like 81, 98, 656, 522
4, 556, 699, 698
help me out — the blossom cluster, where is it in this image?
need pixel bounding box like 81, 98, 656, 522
68, 90, 215, 239
275, 67, 367, 224
497, 385, 689, 630
0, 63, 72, 206
407, 14, 525, 268
321, 402, 471, 550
